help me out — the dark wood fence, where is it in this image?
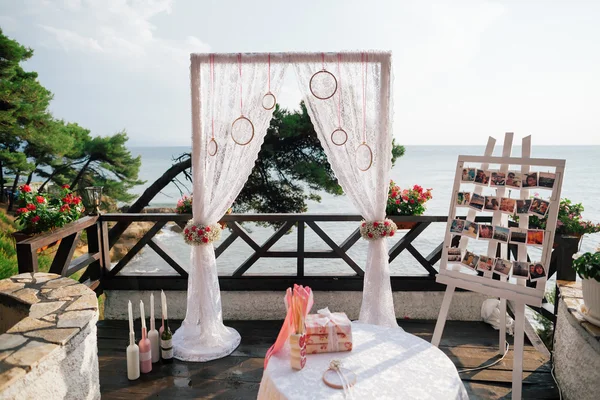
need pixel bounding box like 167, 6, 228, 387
96, 213, 492, 292
14, 212, 574, 323
14, 215, 109, 292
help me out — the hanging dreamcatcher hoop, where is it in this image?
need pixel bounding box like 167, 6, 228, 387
330, 53, 347, 146
262, 53, 276, 110
208, 54, 218, 156
232, 53, 255, 146
356, 52, 373, 171
310, 53, 338, 100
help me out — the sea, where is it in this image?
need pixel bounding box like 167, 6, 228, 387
120, 145, 600, 281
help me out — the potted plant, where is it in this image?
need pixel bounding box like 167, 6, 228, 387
386, 181, 432, 229
572, 250, 600, 322
13, 184, 85, 245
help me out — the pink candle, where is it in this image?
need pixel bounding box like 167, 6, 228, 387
139, 300, 152, 373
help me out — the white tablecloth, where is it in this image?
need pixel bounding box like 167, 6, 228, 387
258, 323, 468, 400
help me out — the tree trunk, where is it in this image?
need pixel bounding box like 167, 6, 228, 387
25, 168, 35, 185
108, 157, 191, 247
71, 158, 92, 189
0, 160, 4, 201
7, 172, 20, 211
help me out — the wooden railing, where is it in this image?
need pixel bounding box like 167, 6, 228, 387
15, 215, 109, 292
14, 213, 577, 318
97, 213, 497, 292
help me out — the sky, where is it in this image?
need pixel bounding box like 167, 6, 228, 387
1, 0, 599, 146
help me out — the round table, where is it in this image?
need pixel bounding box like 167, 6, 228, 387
258, 323, 468, 400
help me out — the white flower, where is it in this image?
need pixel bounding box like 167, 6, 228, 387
572, 253, 583, 260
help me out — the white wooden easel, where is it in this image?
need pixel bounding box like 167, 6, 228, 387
431, 133, 566, 400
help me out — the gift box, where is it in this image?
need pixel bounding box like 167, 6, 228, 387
304, 308, 353, 354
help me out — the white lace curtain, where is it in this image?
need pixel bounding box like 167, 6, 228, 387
175, 52, 397, 362
173, 53, 287, 361
292, 52, 397, 327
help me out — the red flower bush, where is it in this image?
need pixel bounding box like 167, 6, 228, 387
15, 185, 85, 234
386, 180, 433, 216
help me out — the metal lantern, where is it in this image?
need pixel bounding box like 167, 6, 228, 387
85, 186, 103, 215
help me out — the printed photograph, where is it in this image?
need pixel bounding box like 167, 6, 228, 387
523, 172, 538, 188
484, 196, 499, 211
516, 199, 532, 214
477, 255, 494, 272
538, 172, 556, 189
491, 171, 506, 187
450, 219, 465, 234
469, 193, 485, 211
447, 248, 462, 263
492, 226, 510, 242
463, 221, 479, 238
530, 198, 550, 217
529, 262, 546, 281
527, 229, 545, 246
509, 229, 527, 244
499, 197, 516, 214
494, 258, 512, 276
474, 169, 491, 185
478, 224, 494, 240
512, 261, 530, 278
461, 168, 476, 182
456, 192, 471, 206
505, 171, 522, 188
462, 251, 480, 270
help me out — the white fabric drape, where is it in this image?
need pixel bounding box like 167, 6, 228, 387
293, 52, 398, 327
173, 54, 287, 361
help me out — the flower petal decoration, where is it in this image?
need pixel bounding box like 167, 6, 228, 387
182, 220, 222, 246
359, 219, 397, 241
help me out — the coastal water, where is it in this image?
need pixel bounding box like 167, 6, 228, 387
121, 145, 600, 278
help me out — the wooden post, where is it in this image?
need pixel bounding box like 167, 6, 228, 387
431, 284, 455, 347
512, 301, 526, 400
16, 243, 37, 273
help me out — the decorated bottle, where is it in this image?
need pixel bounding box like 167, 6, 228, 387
160, 318, 173, 363
139, 300, 152, 373
160, 290, 173, 363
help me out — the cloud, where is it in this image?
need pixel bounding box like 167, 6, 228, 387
15, 0, 209, 69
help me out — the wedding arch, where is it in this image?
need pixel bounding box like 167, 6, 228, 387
172, 51, 398, 362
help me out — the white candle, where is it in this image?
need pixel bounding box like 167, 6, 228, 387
140, 300, 146, 330
128, 300, 134, 334
150, 293, 155, 328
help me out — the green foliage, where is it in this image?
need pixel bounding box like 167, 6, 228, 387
0, 28, 54, 181
233, 103, 405, 216
524, 198, 600, 235
572, 251, 600, 282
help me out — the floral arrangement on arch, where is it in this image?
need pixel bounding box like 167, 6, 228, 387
386, 180, 433, 216
176, 195, 193, 214
516, 197, 600, 236
360, 219, 397, 240
15, 184, 85, 234
183, 221, 222, 245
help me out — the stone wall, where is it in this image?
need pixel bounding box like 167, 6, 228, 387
554, 281, 600, 400
0, 273, 100, 400
105, 289, 489, 321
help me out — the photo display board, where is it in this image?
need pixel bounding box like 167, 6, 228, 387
437, 135, 566, 307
